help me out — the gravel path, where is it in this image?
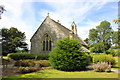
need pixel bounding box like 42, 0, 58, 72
111, 69, 120, 73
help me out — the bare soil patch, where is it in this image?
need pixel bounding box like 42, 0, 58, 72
2, 67, 20, 76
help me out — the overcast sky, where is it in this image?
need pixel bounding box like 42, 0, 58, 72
0, 0, 118, 49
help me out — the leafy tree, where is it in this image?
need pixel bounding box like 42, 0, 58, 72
1, 27, 28, 56
0, 5, 6, 19
89, 20, 113, 53
90, 42, 110, 53
84, 38, 89, 44
89, 28, 98, 45
84, 38, 89, 49
113, 19, 120, 24
49, 38, 91, 71
112, 31, 120, 49
113, 17, 120, 49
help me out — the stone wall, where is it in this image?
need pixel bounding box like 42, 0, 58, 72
30, 16, 71, 54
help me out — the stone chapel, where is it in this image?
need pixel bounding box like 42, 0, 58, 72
30, 14, 89, 54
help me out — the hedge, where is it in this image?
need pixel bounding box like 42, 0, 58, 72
7, 53, 49, 60
7, 53, 35, 60
92, 54, 115, 65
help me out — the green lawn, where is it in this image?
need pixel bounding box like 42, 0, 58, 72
1, 56, 9, 59
2, 56, 120, 79
112, 57, 120, 70
3, 69, 118, 79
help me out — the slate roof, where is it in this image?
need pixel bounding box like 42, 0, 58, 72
50, 17, 88, 46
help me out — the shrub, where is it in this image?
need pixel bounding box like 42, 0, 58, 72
35, 54, 49, 60
15, 60, 50, 67
92, 62, 111, 72
18, 67, 40, 73
14, 60, 35, 67
90, 53, 106, 56
92, 54, 115, 65
7, 53, 35, 60
34, 60, 50, 67
7, 53, 49, 60
106, 49, 120, 56
49, 38, 91, 71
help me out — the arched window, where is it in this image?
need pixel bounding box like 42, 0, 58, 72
72, 25, 74, 30
42, 34, 52, 51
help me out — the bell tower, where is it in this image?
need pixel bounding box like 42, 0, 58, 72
71, 21, 77, 34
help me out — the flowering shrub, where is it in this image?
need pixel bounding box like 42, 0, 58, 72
14, 60, 35, 67
15, 60, 50, 67
18, 67, 40, 73
92, 62, 111, 72
34, 60, 50, 67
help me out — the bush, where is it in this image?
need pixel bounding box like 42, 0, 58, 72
15, 60, 50, 67
34, 60, 50, 67
106, 49, 120, 56
49, 38, 91, 71
92, 62, 111, 72
7, 53, 49, 60
35, 54, 49, 60
18, 67, 40, 73
39, 60, 50, 67
92, 54, 115, 65
90, 53, 106, 56
14, 60, 35, 67
7, 53, 35, 60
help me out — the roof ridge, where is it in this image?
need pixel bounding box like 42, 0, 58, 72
50, 18, 71, 31
76, 34, 88, 46
30, 16, 49, 41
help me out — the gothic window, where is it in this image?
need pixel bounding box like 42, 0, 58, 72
42, 34, 52, 51
49, 40, 51, 51
46, 41, 48, 50
43, 41, 45, 51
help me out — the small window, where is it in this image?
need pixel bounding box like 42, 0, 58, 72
72, 26, 74, 30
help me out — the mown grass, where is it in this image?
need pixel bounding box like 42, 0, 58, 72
112, 57, 120, 70
3, 69, 118, 79
2, 56, 9, 59
2, 56, 119, 79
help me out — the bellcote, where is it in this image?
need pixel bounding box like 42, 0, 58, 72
71, 21, 77, 34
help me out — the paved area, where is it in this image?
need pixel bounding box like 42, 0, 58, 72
111, 69, 120, 73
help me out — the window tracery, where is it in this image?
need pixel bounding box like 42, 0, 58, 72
42, 34, 52, 51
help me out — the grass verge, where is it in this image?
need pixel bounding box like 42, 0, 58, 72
3, 69, 118, 78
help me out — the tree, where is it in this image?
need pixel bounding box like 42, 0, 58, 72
84, 38, 89, 44
89, 20, 113, 53
113, 18, 120, 49
113, 19, 120, 24
89, 28, 98, 46
49, 38, 91, 71
1, 27, 28, 56
84, 38, 89, 49
0, 5, 6, 19
112, 31, 120, 49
